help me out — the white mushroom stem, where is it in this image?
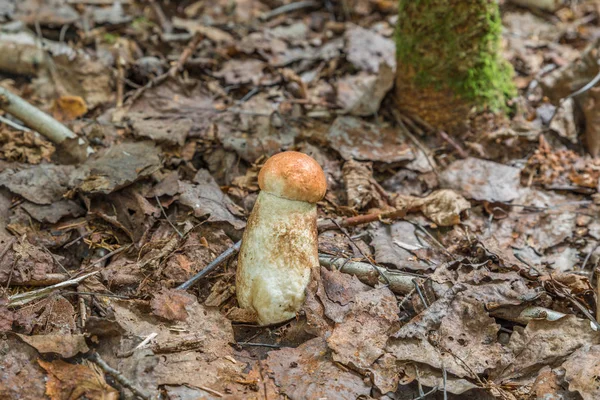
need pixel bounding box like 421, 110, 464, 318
236, 191, 318, 325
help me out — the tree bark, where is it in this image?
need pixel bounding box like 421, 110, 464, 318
395, 0, 516, 131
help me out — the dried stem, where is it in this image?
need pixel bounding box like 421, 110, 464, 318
8, 271, 99, 306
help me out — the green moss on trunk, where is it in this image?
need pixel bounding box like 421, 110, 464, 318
396, 0, 515, 118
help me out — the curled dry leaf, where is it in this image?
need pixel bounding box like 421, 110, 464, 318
52, 95, 87, 122
151, 289, 196, 321
394, 189, 471, 226
342, 159, 375, 209
38, 359, 118, 400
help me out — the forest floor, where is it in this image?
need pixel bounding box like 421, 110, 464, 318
1, 0, 600, 399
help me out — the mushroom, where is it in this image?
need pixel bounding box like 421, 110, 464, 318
236, 151, 327, 325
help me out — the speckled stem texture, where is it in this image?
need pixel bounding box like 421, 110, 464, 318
395, 0, 516, 130
236, 191, 318, 325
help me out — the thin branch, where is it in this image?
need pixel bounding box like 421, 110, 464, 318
260, 0, 319, 20
155, 195, 183, 237
148, 0, 173, 34
0, 86, 77, 144
89, 352, 152, 400
177, 241, 241, 290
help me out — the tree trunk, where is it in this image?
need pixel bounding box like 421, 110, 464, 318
395, 0, 516, 131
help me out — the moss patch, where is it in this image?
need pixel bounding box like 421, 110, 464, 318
396, 0, 516, 112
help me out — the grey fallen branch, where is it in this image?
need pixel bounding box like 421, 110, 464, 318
177, 239, 422, 295
8, 271, 99, 307
319, 255, 423, 295
0, 86, 78, 144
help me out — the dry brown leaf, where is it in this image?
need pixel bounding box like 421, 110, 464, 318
52, 95, 87, 121
562, 344, 600, 400
151, 289, 196, 321
17, 334, 89, 358
0, 129, 55, 164
495, 315, 600, 381
0, 336, 47, 399
264, 337, 371, 399
38, 359, 118, 400
327, 285, 400, 372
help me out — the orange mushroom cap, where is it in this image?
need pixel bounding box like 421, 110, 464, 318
258, 151, 327, 203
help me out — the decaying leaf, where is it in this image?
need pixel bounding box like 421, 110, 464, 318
562, 344, 600, 400
327, 285, 400, 371
440, 157, 522, 203
0, 164, 80, 204
0, 336, 47, 399
328, 116, 414, 162
38, 359, 118, 400
264, 337, 371, 399
342, 159, 374, 209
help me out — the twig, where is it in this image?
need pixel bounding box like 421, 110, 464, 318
2, 273, 69, 287
148, 0, 173, 34
237, 342, 283, 348
438, 130, 468, 159
316, 208, 406, 232
329, 218, 391, 285
169, 32, 203, 77
0, 86, 78, 144
582, 244, 599, 270
177, 241, 241, 290
89, 352, 152, 400
413, 278, 429, 308
563, 69, 600, 101
8, 271, 99, 307
155, 195, 183, 237
0, 115, 31, 132
260, 0, 319, 20
392, 109, 439, 176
